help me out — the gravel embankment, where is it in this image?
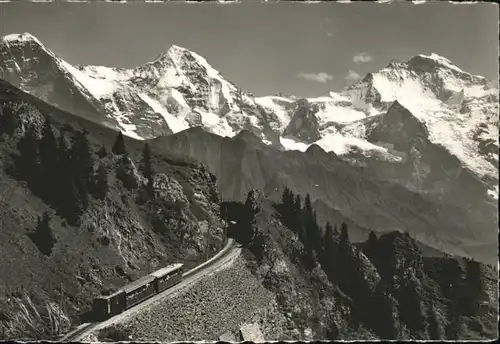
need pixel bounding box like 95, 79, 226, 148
97, 255, 288, 341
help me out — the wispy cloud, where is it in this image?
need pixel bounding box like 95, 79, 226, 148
345, 69, 361, 84
352, 52, 373, 63
296, 71, 333, 83
326, 32, 334, 38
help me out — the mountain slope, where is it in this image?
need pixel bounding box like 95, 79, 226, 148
225, 191, 498, 340
0, 79, 224, 339
148, 129, 497, 265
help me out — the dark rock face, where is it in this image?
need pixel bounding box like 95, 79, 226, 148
283, 99, 321, 143
115, 155, 142, 190
367, 101, 429, 152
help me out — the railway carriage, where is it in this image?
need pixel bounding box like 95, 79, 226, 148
92, 290, 126, 321
150, 263, 184, 292
122, 274, 157, 309
91, 262, 185, 321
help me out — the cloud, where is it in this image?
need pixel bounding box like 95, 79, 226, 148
352, 52, 373, 63
345, 69, 361, 84
326, 32, 334, 37
296, 71, 333, 83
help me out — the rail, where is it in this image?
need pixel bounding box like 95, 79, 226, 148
183, 238, 234, 277
60, 237, 236, 342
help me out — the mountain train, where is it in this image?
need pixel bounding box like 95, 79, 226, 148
92, 263, 184, 320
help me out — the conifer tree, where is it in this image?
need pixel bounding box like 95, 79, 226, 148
320, 221, 336, 277
304, 194, 313, 228
293, 194, 302, 214
281, 186, 290, 205
78, 178, 89, 209
363, 230, 378, 261
55, 132, 88, 224
31, 211, 57, 256
67, 179, 85, 225
16, 126, 40, 185
56, 133, 73, 212
280, 187, 295, 226
427, 304, 444, 339
282, 186, 294, 209
0, 102, 19, 136
69, 131, 93, 217
323, 221, 334, 251
338, 222, 352, 262
463, 260, 483, 315
293, 194, 303, 236
112, 131, 126, 155
38, 117, 58, 198
72, 130, 94, 183
339, 222, 349, 245
367, 230, 378, 246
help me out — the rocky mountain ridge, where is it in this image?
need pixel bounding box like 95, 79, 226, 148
1, 33, 497, 200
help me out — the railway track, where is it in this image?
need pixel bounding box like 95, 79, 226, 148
60, 238, 240, 342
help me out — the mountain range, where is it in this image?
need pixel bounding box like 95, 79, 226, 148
0, 32, 498, 264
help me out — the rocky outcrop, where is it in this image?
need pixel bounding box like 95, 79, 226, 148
239, 323, 265, 342
283, 99, 321, 143
115, 155, 143, 190
153, 173, 189, 208
367, 101, 429, 152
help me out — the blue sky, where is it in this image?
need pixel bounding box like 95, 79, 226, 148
1, 1, 498, 97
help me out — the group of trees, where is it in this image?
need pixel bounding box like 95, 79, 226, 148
278, 187, 418, 339
280, 187, 327, 266
279, 187, 354, 273
278, 186, 491, 340
11, 115, 157, 227
15, 119, 102, 225
0, 101, 162, 258
223, 191, 265, 256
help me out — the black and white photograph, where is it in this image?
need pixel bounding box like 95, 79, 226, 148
0, 0, 498, 341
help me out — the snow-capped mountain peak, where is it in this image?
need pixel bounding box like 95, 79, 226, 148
1, 33, 497, 198
1, 32, 55, 63
164, 44, 206, 65
149, 44, 233, 88
2, 32, 43, 45
409, 53, 465, 73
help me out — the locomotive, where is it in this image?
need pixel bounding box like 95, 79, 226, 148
92, 263, 184, 320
